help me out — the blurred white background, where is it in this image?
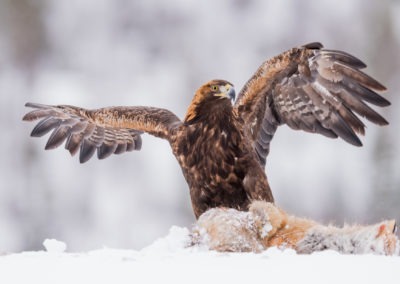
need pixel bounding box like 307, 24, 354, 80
0, 0, 399, 252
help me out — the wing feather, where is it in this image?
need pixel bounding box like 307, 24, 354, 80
65, 133, 84, 156
23, 103, 182, 163
341, 78, 390, 106
330, 61, 386, 91
303, 84, 362, 146
80, 139, 97, 163
235, 43, 390, 166
319, 49, 367, 69
45, 125, 71, 150
31, 117, 61, 137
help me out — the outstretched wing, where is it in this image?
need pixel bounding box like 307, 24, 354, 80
23, 103, 182, 163
235, 42, 390, 166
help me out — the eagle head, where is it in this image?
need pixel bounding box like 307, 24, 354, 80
184, 80, 235, 124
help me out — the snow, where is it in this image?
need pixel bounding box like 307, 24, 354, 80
1, 227, 399, 284
43, 239, 67, 253
260, 222, 273, 238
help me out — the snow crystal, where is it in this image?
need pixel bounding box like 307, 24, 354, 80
43, 239, 67, 253
260, 222, 273, 238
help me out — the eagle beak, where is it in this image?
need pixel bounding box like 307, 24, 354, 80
215, 84, 236, 102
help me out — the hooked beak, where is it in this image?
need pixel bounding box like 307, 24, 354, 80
215, 84, 236, 102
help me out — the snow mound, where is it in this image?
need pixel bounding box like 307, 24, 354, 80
43, 239, 67, 253
141, 226, 191, 254
0, 227, 399, 284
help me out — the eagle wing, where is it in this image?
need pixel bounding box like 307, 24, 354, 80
23, 103, 182, 163
234, 42, 390, 166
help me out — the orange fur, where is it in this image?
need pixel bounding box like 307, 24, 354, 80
191, 201, 399, 255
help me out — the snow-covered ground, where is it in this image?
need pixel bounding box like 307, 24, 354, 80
1, 227, 399, 284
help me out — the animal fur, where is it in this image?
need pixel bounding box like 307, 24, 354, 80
191, 201, 399, 255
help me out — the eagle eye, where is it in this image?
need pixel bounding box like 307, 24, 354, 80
211, 85, 219, 92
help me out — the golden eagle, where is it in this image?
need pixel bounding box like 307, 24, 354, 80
23, 43, 389, 218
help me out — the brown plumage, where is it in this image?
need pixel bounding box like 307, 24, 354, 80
23, 42, 390, 218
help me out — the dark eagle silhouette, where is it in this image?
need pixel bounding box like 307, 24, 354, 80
23, 42, 390, 218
